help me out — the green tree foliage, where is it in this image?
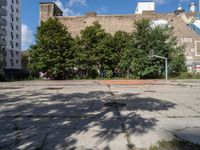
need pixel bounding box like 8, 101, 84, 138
30, 18, 74, 79
113, 31, 132, 77
21, 51, 29, 70
119, 19, 186, 78
29, 18, 186, 79
75, 22, 116, 78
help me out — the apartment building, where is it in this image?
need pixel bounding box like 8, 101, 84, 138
0, 0, 7, 74
5, 0, 21, 70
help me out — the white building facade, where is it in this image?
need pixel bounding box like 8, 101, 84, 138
5, 0, 21, 69
135, 1, 155, 14
0, 0, 7, 74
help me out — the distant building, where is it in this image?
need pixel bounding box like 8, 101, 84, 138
135, 1, 155, 14
189, 2, 196, 13
0, 0, 7, 74
4, 0, 21, 70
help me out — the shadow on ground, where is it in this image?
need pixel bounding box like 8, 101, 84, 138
0, 90, 176, 149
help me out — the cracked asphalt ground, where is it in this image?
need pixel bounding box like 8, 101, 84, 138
0, 80, 200, 150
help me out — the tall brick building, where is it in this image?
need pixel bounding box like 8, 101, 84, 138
40, 2, 200, 72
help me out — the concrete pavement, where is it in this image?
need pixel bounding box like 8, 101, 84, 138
0, 80, 200, 150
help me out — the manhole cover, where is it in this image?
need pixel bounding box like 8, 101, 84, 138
0, 87, 21, 90
43, 87, 63, 90
104, 102, 126, 108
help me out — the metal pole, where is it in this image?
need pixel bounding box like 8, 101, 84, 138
28, 57, 32, 77
152, 55, 168, 82
165, 58, 168, 81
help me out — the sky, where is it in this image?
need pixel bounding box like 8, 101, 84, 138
21, 0, 199, 50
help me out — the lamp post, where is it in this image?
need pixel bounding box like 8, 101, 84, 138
149, 50, 168, 81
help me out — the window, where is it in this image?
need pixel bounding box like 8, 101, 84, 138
10, 5, 14, 13
10, 50, 14, 57
10, 14, 14, 22
10, 41, 14, 49
10, 23, 14, 31
16, 34, 19, 39
10, 32, 14, 40
16, 0, 19, 4
12, 0, 14, 4
16, 8, 19, 13
16, 25, 19, 30
10, 59, 14, 67
16, 51, 19, 55
16, 17, 19, 22
195, 41, 200, 56
16, 42, 19, 48
16, 60, 19, 64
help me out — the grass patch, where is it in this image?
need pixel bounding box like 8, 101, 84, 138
176, 72, 200, 79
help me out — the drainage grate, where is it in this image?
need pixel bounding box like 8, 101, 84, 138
43, 87, 63, 90
104, 102, 126, 108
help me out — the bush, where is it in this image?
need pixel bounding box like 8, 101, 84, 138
178, 72, 200, 79
0, 74, 5, 81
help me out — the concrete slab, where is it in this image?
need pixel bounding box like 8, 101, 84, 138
0, 80, 200, 149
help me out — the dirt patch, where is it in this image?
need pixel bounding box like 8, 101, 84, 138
0, 87, 22, 90
99, 80, 163, 85
43, 87, 63, 90
144, 90, 156, 93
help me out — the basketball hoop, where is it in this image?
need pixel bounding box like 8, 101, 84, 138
149, 49, 154, 58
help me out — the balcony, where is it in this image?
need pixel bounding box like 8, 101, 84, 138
0, 7, 7, 16
0, 0, 7, 6
0, 38, 6, 46
0, 28, 6, 36
0, 17, 6, 26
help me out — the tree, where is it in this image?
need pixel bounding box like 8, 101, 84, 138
29, 18, 74, 79
76, 21, 116, 78
112, 31, 132, 77
119, 18, 186, 78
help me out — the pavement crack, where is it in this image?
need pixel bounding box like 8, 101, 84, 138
106, 84, 136, 150
35, 133, 48, 150
13, 123, 21, 146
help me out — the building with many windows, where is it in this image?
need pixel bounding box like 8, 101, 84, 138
5, 0, 21, 70
0, 0, 7, 75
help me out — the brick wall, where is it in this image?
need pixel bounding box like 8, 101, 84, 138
40, 3, 200, 71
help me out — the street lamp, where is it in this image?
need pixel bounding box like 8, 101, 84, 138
149, 50, 168, 81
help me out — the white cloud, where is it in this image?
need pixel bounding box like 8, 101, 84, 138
69, 0, 87, 7
21, 24, 33, 50
54, 0, 81, 16
97, 7, 108, 14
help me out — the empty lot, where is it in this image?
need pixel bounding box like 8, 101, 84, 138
0, 80, 200, 150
